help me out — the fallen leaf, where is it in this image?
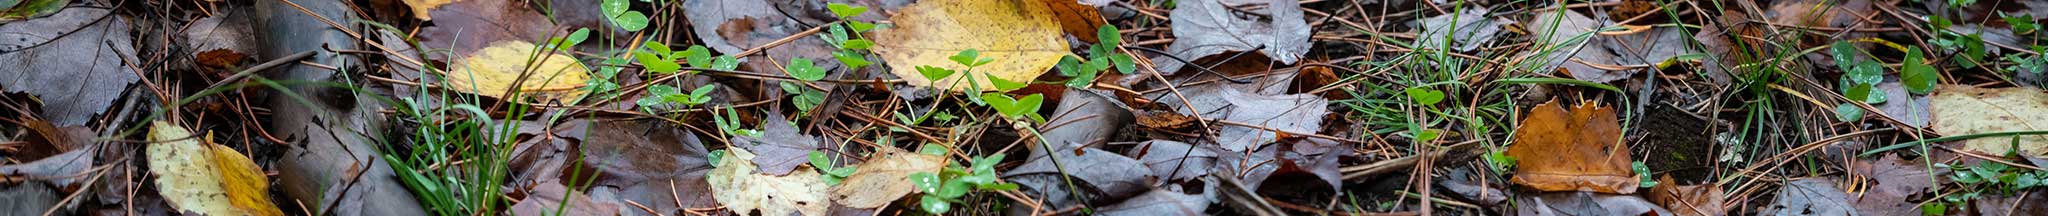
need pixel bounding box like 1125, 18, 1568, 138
443, 40, 592, 102
147, 121, 284, 216
1152, 0, 1311, 74
873, 0, 1071, 92
1042, 0, 1107, 42
1126, 140, 1218, 181
1519, 10, 1615, 82
509, 182, 621, 216
1152, 84, 1328, 151
578, 119, 718, 213
1603, 26, 1696, 67
0, 7, 141, 126
831, 146, 945, 208
1873, 82, 1931, 128
1646, 176, 1725, 216
0, 145, 95, 188
1097, 188, 1210, 215
1415, 7, 1508, 52
707, 147, 830, 216
1848, 154, 1936, 215
1928, 85, 2048, 156
1514, 191, 1672, 216
1506, 99, 1637, 193
733, 113, 824, 176
1974, 189, 2048, 216
1037, 88, 1134, 157
1760, 178, 1854, 215
417, 0, 558, 59
401, 0, 453, 20
1439, 168, 1509, 206
683, 0, 786, 54
1005, 147, 1155, 208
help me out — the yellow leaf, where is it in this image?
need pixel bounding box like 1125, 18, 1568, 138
873, 0, 1072, 92
831, 147, 945, 208
707, 148, 828, 216
1929, 85, 2048, 157
444, 40, 591, 102
148, 121, 283, 216
403, 0, 454, 20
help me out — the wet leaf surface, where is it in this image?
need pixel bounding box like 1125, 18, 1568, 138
578, 119, 717, 214
1005, 147, 1155, 208
1153, 84, 1328, 151
1507, 99, 1637, 193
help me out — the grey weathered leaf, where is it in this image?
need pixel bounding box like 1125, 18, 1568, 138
1098, 189, 1210, 216
1125, 140, 1217, 181
417, 0, 558, 58
1604, 27, 1696, 67
1871, 81, 1929, 128
1514, 191, 1673, 216
1760, 178, 1854, 215
1849, 154, 1935, 216
1152, 0, 1310, 74
732, 113, 822, 176
509, 182, 622, 216
1152, 84, 1327, 151
1036, 88, 1133, 158
0, 7, 140, 126
579, 119, 717, 214
0, 145, 96, 188
1519, 10, 1605, 81
1414, 8, 1508, 52
1005, 147, 1155, 208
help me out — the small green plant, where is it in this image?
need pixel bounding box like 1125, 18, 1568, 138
981, 93, 1045, 124
783, 58, 829, 115
1927, 16, 1990, 69
822, 3, 880, 69
1054, 25, 1137, 87
712, 107, 761, 137
1901, 47, 1940, 94
909, 148, 1017, 214
600, 0, 649, 31
1925, 161, 2048, 215
810, 151, 857, 185
1829, 41, 1886, 121
635, 85, 715, 111
635, 42, 736, 74
1632, 161, 1658, 188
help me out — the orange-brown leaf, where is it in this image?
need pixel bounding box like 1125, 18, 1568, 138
1506, 99, 1637, 194
1042, 0, 1106, 42
1647, 175, 1725, 216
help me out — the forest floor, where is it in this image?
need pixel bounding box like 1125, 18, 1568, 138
5, 0, 2048, 215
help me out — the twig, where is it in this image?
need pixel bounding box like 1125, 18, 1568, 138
205, 51, 315, 91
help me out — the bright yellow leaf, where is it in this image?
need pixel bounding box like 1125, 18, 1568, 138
707, 148, 829, 216
148, 121, 283, 216
873, 0, 1072, 92
444, 40, 591, 102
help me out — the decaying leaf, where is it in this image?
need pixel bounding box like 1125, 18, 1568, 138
1127, 140, 1218, 181
1873, 82, 1931, 128
873, 0, 1071, 92
1005, 147, 1155, 208
1152, 84, 1328, 151
1415, 8, 1508, 52
1928, 85, 2048, 157
578, 120, 718, 213
444, 40, 592, 102
1761, 178, 1854, 215
147, 121, 284, 216
1520, 10, 1612, 82
509, 182, 621, 216
417, 0, 558, 59
1, 7, 141, 126
1153, 0, 1311, 74
1514, 191, 1671, 215
1848, 154, 1936, 215
1042, 0, 1107, 42
831, 146, 945, 208
1646, 176, 1725, 216
707, 148, 829, 216
0, 145, 96, 188
733, 113, 824, 176
1506, 99, 1637, 193
1097, 188, 1210, 216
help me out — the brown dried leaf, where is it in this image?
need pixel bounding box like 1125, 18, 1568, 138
1646, 175, 1725, 216
509, 182, 620, 216
1506, 99, 1637, 193
1042, 0, 1106, 42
